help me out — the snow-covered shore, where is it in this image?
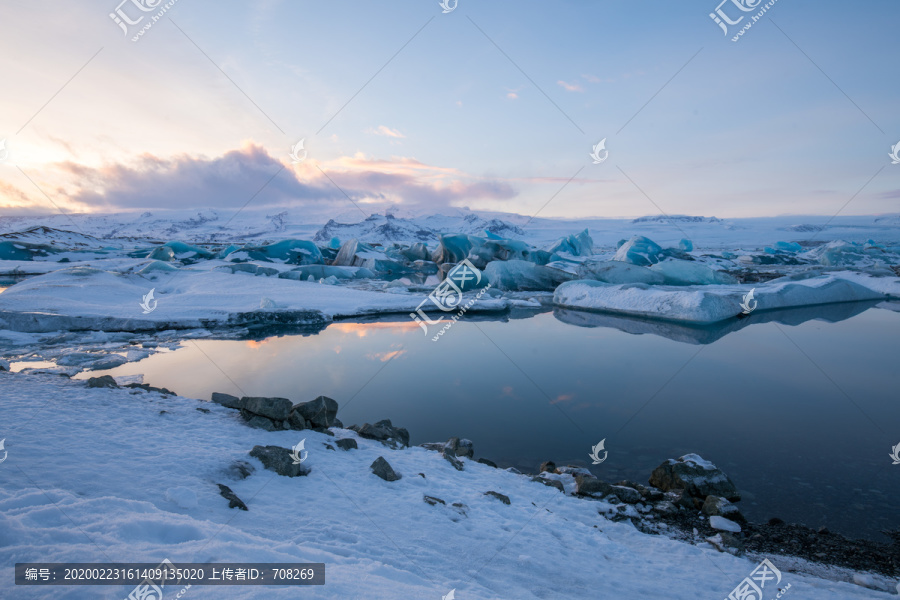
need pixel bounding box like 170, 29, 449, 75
1, 371, 896, 599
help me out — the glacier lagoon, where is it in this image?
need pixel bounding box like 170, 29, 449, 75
85, 303, 900, 541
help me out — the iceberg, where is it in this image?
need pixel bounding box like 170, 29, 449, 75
278, 265, 375, 280
240, 240, 323, 265
576, 259, 665, 285
613, 236, 663, 266
431, 234, 476, 265
553, 275, 889, 324
0, 241, 57, 261
648, 260, 737, 285
484, 260, 575, 291
679, 239, 693, 252
549, 229, 593, 257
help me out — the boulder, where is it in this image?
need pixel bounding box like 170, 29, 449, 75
287, 411, 308, 431
87, 375, 118, 388
484, 491, 510, 505
443, 451, 465, 471
370, 457, 401, 482
539, 461, 556, 473
217, 484, 248, 511
610, 485, 642, 504
353, 420, 409, 449
291, 396, 339, 429
249, 445, 310, 477
444, 437, 474, 459
335, 439, 358, 451
575, 476, 613, 498
241, 396, 293, 421
211, 392, 241, 409
649, 454, 740, 502
244, 415, 278, 431
702, 495, 746, 522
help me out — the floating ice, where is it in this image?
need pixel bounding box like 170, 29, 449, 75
679, 239, 693, 252
549, 229, 593, 257
576, 259, 665, 285
484, 260, 575, 291
432, 234, 474, 264
553, 275, 889, 324
240, 239, 323, 265
278, 265, 374, 280
648, 260, 737, 286
613, 236, 663, 266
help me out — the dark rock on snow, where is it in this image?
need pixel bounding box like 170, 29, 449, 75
484, 491, 511, 505
649, 454, 740, 502
87, 375, 118, 388
249, 445, 310, 477
217, 484, 248, 511
371, 456, 401, 482
335, 438, 358, 451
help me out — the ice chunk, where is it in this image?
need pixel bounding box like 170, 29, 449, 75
679, 239, 693, 252
278, 265, 374, 280
469, 239, 556, 267
553, 275, 887, 324
648, 260, 737, 285
432, 234, 476, 264
147, 246, 176, 261
484, 260, 575, 291
137, 261, 179, 275
709, 515, 741, 533
328, 237, 341, 249
241, 240, 323, 265
770, 241, 802, 253
549, 229, 593, 257
401, 242, 430, 262
576, 260, 664, 284
613, 236, 662, 266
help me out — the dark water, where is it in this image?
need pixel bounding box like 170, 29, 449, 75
95, 302, 900, 541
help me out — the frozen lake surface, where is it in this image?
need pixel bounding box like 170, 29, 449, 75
92, 302, 900, 541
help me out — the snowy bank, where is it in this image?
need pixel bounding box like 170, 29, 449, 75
0, 372, 895, 599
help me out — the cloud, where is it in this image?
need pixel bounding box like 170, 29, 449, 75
366, 125, 405, 138
507, 92, 518, 100
51, 144, 517, 212
557, 80, 583, 93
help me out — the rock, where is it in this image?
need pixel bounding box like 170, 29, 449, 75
0, 359, 10, 371
666, 489, 697, 510
355, 419, 409, 449
244, 414, 278, 431
87, 375, 118, 388
444, 437, 474, 459
653, 500, 677, 515
649, 454, 740, 502
211, 392, 241, 409
227, 460, 254, 480
242, 396, 293, 421
702, 495, 745, 522
370, 456, 401, 482
477, 458, 498, 468
332, 418, 343, 428
249, 445, 310, 477
217, 484, 248, 511
287, 411, 308, 431
557, 466, 593, 477
196, 407, 210, 414
610, 485, 642, 504
424, 495, 446, 506
532, 476, 564, 492
443, 450, 465, 471
484, 491, 510, 505
575, 475, 614, 498
125, 383, 175, 395
539, 461, 556, 473
335, 439, 358, 451
291, 396, 339, 429
709, 515, 742, 533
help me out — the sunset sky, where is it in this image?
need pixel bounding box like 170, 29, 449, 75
0, 0, 897, 220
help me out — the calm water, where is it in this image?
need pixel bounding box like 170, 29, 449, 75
95, 303, 900, 540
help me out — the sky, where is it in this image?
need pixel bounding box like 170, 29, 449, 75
0, 0, 898, 221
